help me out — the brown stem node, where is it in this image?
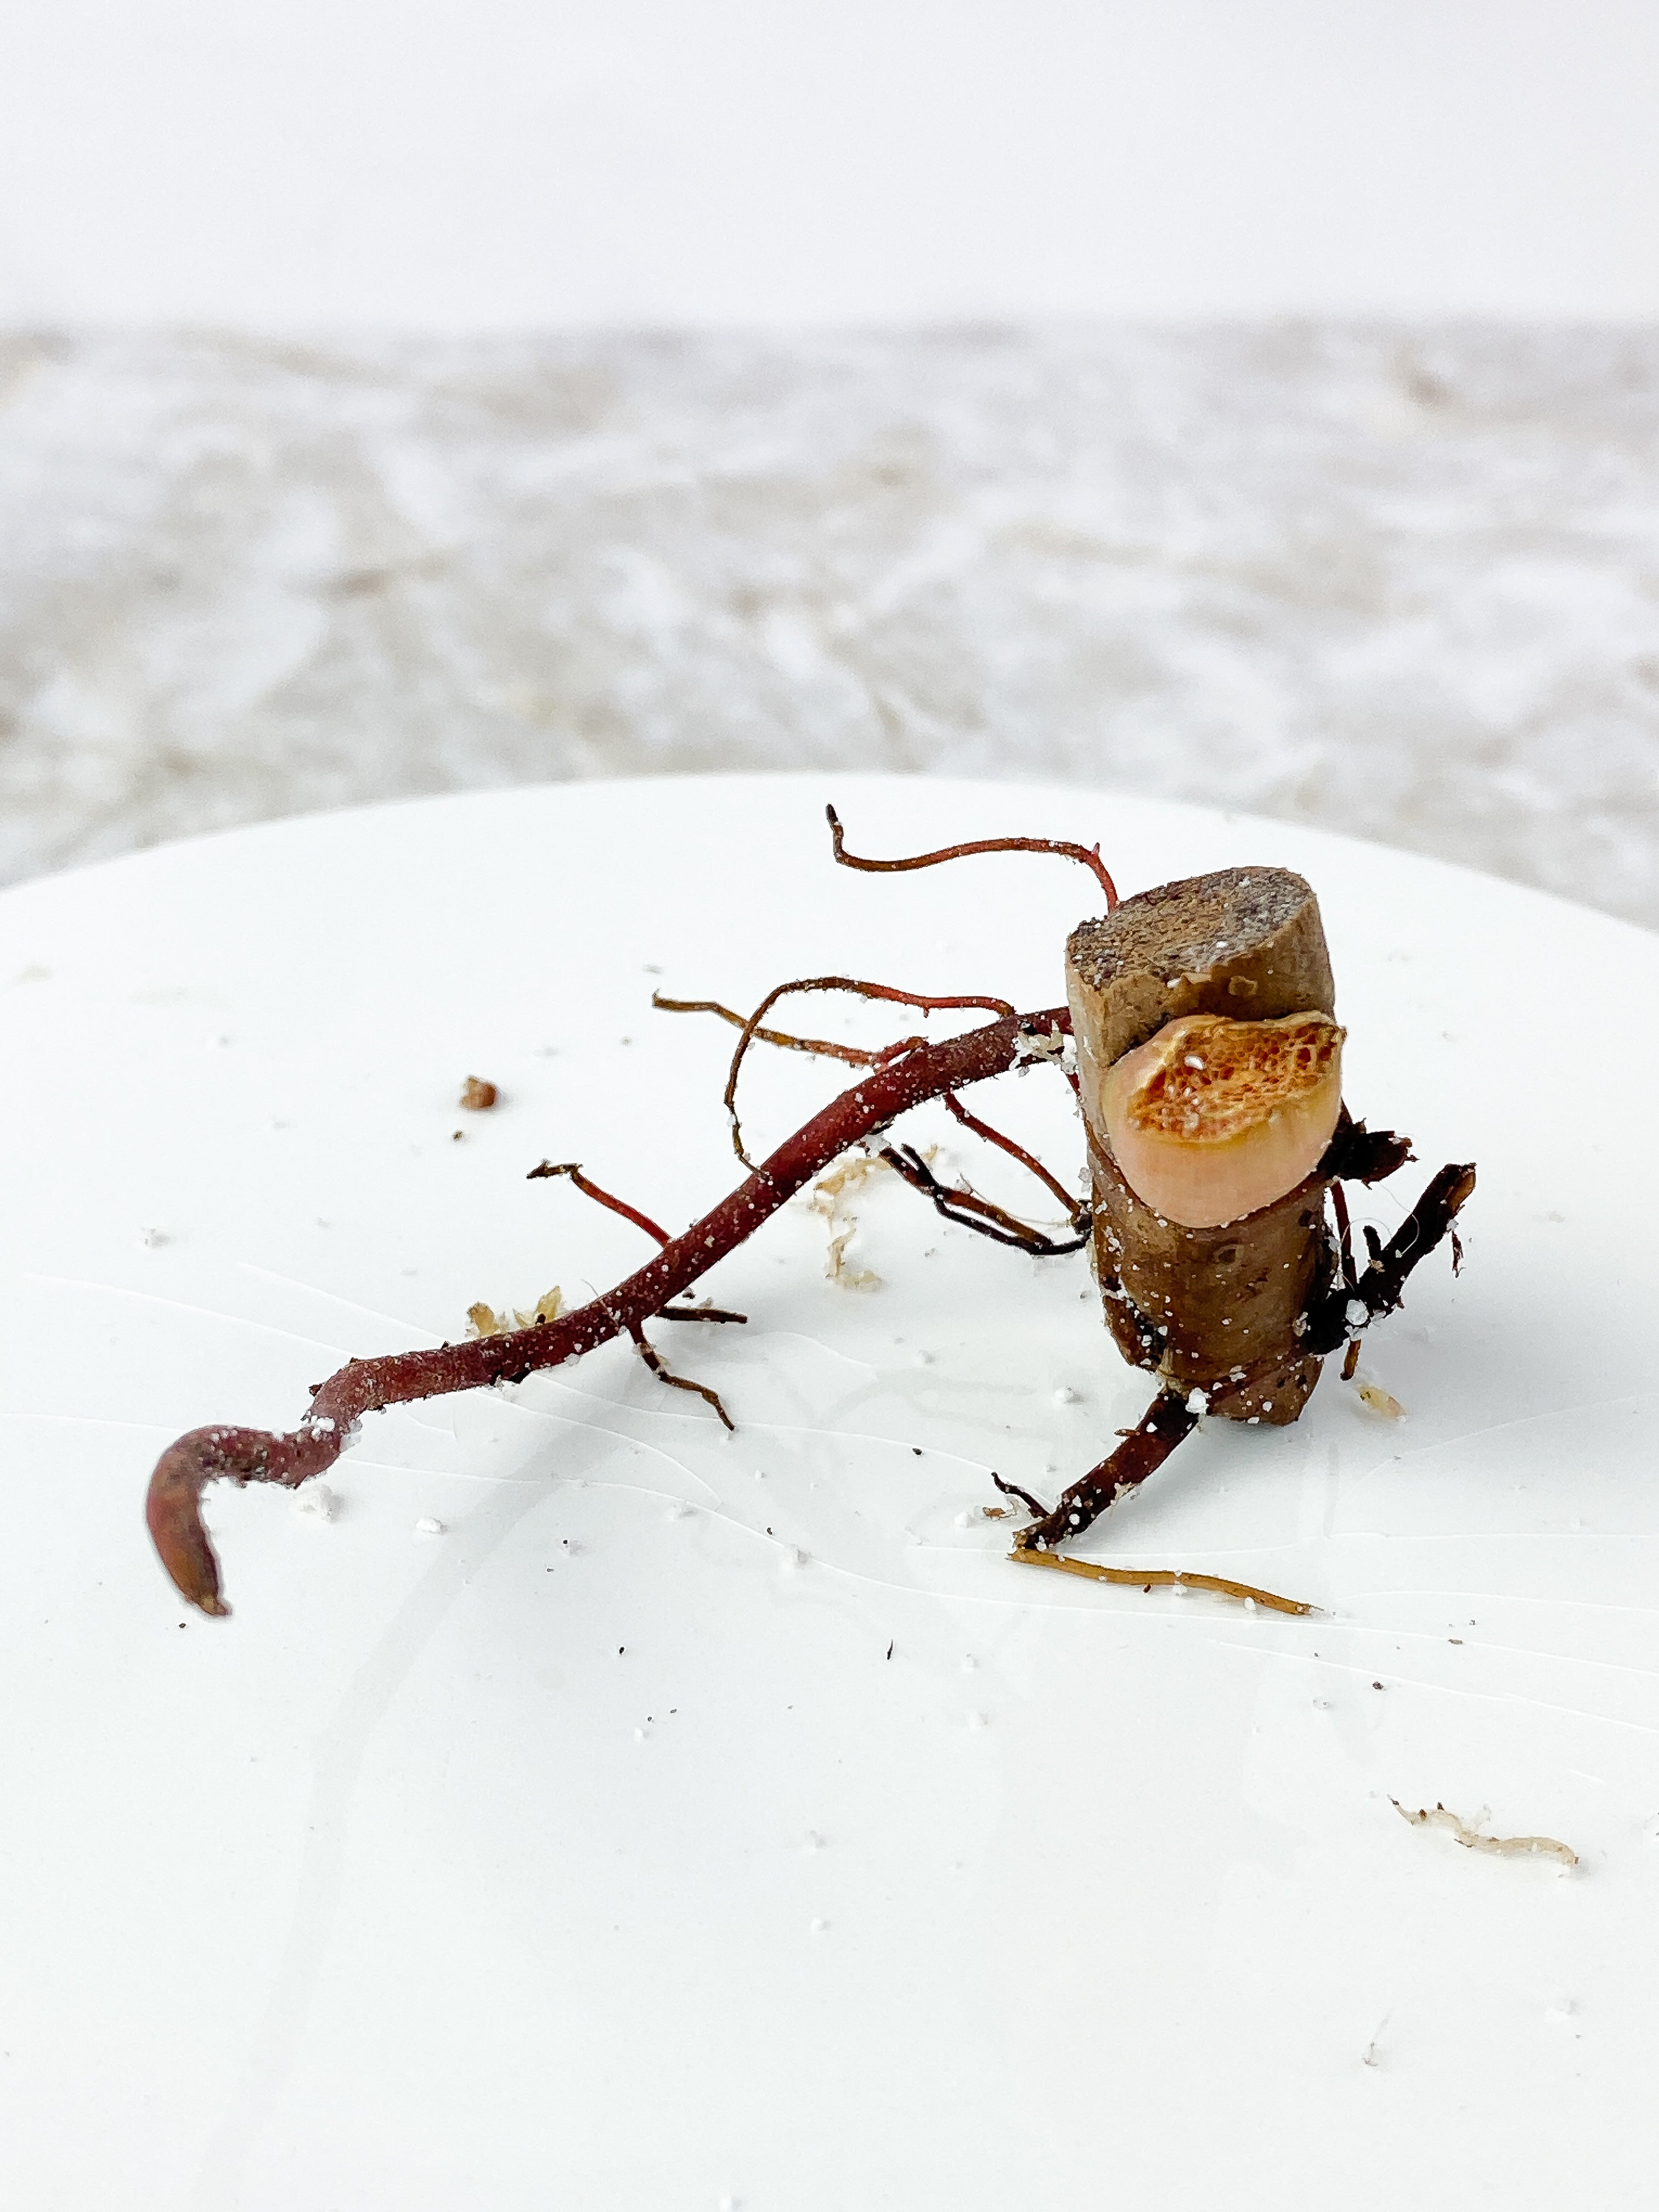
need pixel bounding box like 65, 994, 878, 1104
1319, 1114, 1415, 1186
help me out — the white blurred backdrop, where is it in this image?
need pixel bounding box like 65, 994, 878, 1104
2, 2, 1657, 915
4, 0, 1657, 327
3, 0, 1659, 327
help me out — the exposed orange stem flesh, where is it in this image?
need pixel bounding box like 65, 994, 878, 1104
1101, 1011, 1345, 1228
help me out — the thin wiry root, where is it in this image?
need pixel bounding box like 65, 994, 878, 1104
880, 1142, 1090, 1255
630, 1329, 736, 1431
652, 993, 878, 1069
528, 1160, 670, 1246
826, 802, 1119, 910
991, 1470, 1047, 1516
655, 1000, 1090, 1224
1391, 1800, 1578, 1867
1305, 1163, 1477, 1356
724, 975, 1016, 1166
1357, 1380, 1404, 1419
1009, 1547, 1318, 1618
940, 1090, 1087, 1223
658, 1302, 748, 1325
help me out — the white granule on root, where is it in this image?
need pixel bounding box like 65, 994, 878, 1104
1012, 1024, 1074, 1074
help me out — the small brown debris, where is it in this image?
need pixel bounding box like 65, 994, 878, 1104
460, 1076, 499, 1110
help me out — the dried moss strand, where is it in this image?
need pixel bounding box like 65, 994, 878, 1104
146, 1005, 1069, 1616
1009, 1547, 1316, 1618
1391, 1799, 1578, 1866
826, 802, 1118, 911
630, 1329, 735, 1431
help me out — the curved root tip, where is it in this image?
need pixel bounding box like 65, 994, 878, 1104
145, 1435, 232, 1617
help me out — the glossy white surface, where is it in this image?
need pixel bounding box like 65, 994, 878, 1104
2, 773, 1656, 2207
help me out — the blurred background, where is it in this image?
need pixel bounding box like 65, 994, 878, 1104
3, 0, 1657, 921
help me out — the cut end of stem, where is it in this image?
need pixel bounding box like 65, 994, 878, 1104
1101, 1011, 1344, 1227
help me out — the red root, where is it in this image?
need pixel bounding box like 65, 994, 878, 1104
826, 803, 1119, 911
527, 1160, 670, 1246
146, 1005, 1072, 1616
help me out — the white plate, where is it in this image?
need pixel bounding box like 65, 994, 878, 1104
2, 774, 1656, 2208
